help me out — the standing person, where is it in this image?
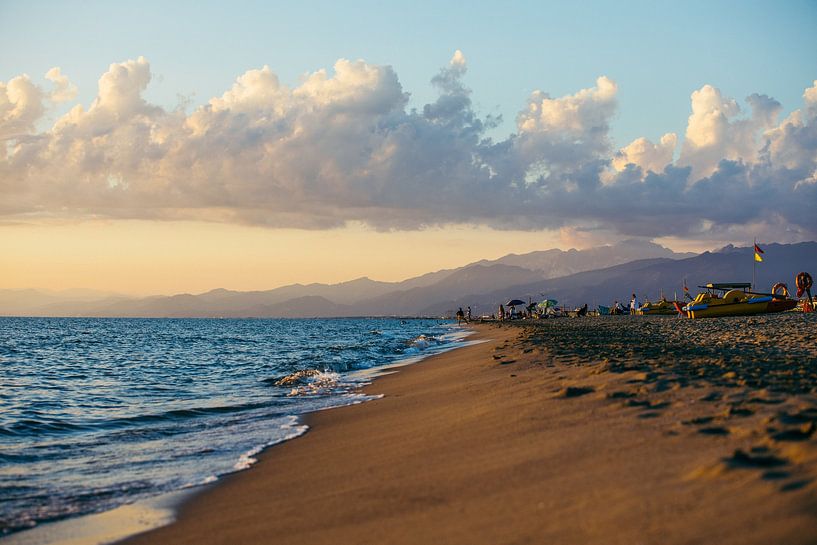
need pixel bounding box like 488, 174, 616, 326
630, 294, 638, 315
466, 306, 472, 322
499, 304, 505, 321
456, 307, 465, 324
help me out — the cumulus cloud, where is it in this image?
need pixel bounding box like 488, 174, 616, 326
612, 133, 677, 174
45, 67, 78, 103
0, 55, 815, 241
678, 85, 782, 179
0, 74, 46, 141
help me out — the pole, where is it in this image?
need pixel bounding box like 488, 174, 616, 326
752, 237, 756, 291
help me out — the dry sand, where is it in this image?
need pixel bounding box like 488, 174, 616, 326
121, 316, 817, 545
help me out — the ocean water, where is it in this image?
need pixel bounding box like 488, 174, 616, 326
0, 317, 466, 536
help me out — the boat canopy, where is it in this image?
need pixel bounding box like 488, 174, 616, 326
700, 282, 752, 290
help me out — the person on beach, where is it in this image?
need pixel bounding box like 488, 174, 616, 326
630, 294, 638, 315
467, 306, 472, 322
456, 307, 465, 324
499, 304, 505, 321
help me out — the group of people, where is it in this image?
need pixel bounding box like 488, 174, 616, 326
611, 294, 640, 315
497, 304, 530, 320
457, 293, 642, 322
455, 306, 472, 324
455, 304, 531, 323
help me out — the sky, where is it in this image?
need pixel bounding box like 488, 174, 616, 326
1, 0, 816, 295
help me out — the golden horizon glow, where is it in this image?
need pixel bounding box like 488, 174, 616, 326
0, 220, 595, 296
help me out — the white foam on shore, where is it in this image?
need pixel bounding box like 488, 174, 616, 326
0, 418, 309, 545
0, 489, 192, 545
232, 417, 308, 471
1, 324, 475, 545
285, 370, 342, 397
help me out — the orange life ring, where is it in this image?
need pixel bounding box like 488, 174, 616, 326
771, 283, 788, 298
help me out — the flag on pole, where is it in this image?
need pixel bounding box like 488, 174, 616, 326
754, 242, 764, 262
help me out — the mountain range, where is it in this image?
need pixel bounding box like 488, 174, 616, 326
2, 240, 814, 318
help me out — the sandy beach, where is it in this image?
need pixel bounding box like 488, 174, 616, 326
120, 316, 817, 545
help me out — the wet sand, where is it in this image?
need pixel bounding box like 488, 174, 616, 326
121, 315, 817, 545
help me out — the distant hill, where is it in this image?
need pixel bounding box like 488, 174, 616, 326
3, 240, 812, 318
420, 242, 817, 315
477, 239, 696, 279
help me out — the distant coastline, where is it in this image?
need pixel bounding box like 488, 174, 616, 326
3, 241, 815, 319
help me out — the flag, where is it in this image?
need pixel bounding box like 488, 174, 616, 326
754, 242, 764, 262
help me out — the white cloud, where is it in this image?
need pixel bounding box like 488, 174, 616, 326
612, 133, 677, 174
518, 76, 616, 135
678, 84, 782, 179
0, 74, 45, 140
0, 55, 815, 241
45, 67, 77, 103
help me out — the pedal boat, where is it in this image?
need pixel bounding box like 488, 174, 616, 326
681, 283, 797, 319
637, 299, 682, 316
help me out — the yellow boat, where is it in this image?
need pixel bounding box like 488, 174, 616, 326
682, 283, 797, 319
637, 299, 682, 316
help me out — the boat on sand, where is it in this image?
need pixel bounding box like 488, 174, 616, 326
637, 299, 682, 316
681, 283, 797, 319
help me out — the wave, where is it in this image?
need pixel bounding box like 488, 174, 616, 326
232, 418, 309, 471
0, 317, 461, 537
0, 401, 276, 438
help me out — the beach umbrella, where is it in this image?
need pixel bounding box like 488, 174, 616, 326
536, 299, 558, 310
506, 299, 526, 306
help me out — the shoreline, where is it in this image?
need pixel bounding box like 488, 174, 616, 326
119, 319, 816, 544
118, 324, 503, 545
0, 323, 475, 545
8, 318, 817, 544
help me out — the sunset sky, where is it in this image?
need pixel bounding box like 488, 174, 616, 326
1, 0, 816, 295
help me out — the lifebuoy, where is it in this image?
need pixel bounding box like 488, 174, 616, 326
771, 283, 789, 298
796, 272, 813, 298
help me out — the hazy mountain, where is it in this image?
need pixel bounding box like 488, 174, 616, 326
354, 263, 546, 316
477, 239, 696, 278
0, 289, 132, 317
195, 277, 396, 307
3, 241, 812, 318
418, 242, 817, 316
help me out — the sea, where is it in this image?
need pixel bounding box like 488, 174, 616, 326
0, 317, 468, 537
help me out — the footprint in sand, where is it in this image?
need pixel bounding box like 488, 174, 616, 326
697, 426, 730, 436
607, 391, 637, 399
725, 405, 754, 417
683, 416, 715, 426
781, 480, 812, 492
770, 423, 815, 442
555, 386, 595, 398
638, 412, 661, 419
724, 448, 788, 469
